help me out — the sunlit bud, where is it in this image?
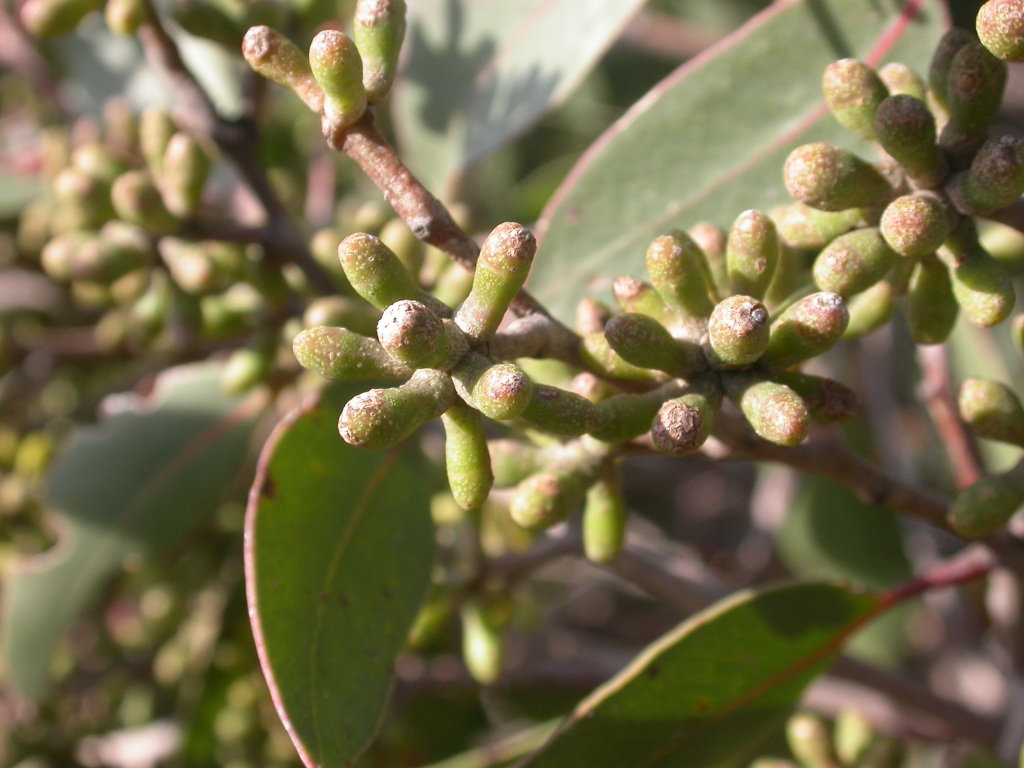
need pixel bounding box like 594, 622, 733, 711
604, 312, 706, 378
105, 0, 147, 35
928, 28, 976, 113
813, 228, 897, 298
786, 712, 838, 768
340, 368, 456, 449
939, 42, 1008, 163
774, 370, 859, 423
377, 299, 468, 369
978, 0, 1024, 62
949, 459, 1024, 537
41, 231, 91, 282
645, 230, 715, 321
874, 95, 947, 188
309, 30, 367, 134
518, 384, 598, 437
160, 132, 211, 217
52, 167, 113, 228
878, 62, 925, 99
339, 232, 449, 314
441, 403, 493, 511
580, 332, 670, 383
353, 0, 406, 103
907, 255, 959, 344
451, 353, 534, 420
583, 470, 628, 564
772, 203, 862, 250
139, 108, 176, 177
834, 709, 876, 767
111, 170, 178, 234
651, 383, 721, 456
509, 470, 586, 531
461, 600, 505, 685
221, 332, 276, 394
725, 373, 810, 446
707, 295, 770, 369
72, 141, 126, 183
784, 143, 892, 211
958, 377, 1024, 446
293, 325, 411, 380
726, 209, 779, 298
880, 193, 953, 257
842, 279, 894, 339
761, 292, 849, 369
243, 26, 324, 113
822, 58, 889, 141
20, 0, 98, 36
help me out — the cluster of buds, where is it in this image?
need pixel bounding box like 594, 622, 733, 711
776, 21, 1024, 347
750, 709, 906, 768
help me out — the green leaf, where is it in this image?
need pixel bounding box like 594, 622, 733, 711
2, 363, 261, 700
245, 384, 438, 768
390, 0, 647, 195
530, 0, 947, 324
0, 174, 43, 218
515, 582, 880, 768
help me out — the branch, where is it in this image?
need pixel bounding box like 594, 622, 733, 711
0, 5, 70, 118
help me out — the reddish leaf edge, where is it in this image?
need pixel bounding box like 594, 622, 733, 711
535, 0, 945, 247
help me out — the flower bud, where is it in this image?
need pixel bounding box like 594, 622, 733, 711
688, 221, 727, 295
454, 222, 536, 341
243, 26, 324, 113
774, 371, 859, 423
958, 377, 1024, 446
772, 203, 862, 250
822, 58, 889, 141
377, 299, 467, 369
293, 325, 411, 380
834, 710, 876, 768
579, 332, 669, 383
645, 230, 715, 321
139, 107, 176, 177
944, 225, 1016, 327
339, 232, 449, 314
726, 209, 779, 299
583, 471, 628, 564
518, 384, 598, 437
813, 228, 897, 298
761, 292, 849, 369
20, 0, 98, 36
160, 132, 211, 217
651, 383, 721, 456
489, 439, 547, 487
221, 332, 276, 394
842, 279, 894, 339
880, 193, 952, 257
200, 285, 263, 340
878, 62, 925, 99
105, 0, 147, 35
939, 42, 1008, 163
441, 403, 493, 511
787, 712, 838, 768
929, 28, 976, 113
575, 296, 611, 335
303, 295, 380, 337
949, 459, 1024, 537
72, 141, 126, 184
603, 312, 706, 378
589, 382, 687, 444
784, 143, 892, 212
451, 353, 534, 420
111, 170, 179, 235
309, 30, 367, 133
978, 0, 1024, 62
378, 217, 424, 278
52, 167, 114, 229
509, 470, 586, 531
461, 599, 504, 685
612, 276, 668, 321
725, 373, 810, 446
874, 95, 947, 188
339, 368, 456, 449
67, 225, 151, 283
706, 295, 770, 368
353, 0, 406, 104
907, 255, 959, 344
957, 135, 1024, 214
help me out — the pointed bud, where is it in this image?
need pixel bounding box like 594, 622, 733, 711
783, 143, 892, 211
940, 42, 1008, 163
583, 471, 628, 564
377, 299, 468, 369
880, 193, 953, 257
956, 135, 1024, 215
958, 377, 1024, 446
451, 353, 534, 420
774, 371, 859, 423
651, 382, 721, 456
645, 230, 715, 321
842, 279, 895, 339
949, 460, 1024, 537
243, 26, 324, 113
111, 170, 179, 234
604, 312, 706, 378
509, 470, 585, 531
813, 228, 897, 298
160, 132, 211, 217
772, 203, 863, 250
726, 209, 779, 298
309, 30, 367, 133
978, 0, 1024, 62
822, 58, 889, 141
353, 0, 406, 104
339, 232, 449, 314
454, 222, 536, 341
761, 292, 849, 369
929, 28, 976, 113
725, 373, 810, 446
579, 332, 670, 383
707, 295, 770, 369
878, 62, 926, 99
907, 255, 959, 344
339, 368, 456, 449
293, 325, 411, 380
874, 95, 947, 188
441, 403, 493, 511
518, 384, 598, 437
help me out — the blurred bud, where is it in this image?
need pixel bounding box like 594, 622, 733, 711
874, 95, 947, 188
489, 439, 545, 487
339, 368, 456, 449
441, 403, 493, 511
111, 170, 179, 234
687, 221, 727, 297
461, 599, 504, 685
105, 0, 147, 35
949, 459, 1024, 537
958, 377, 1024, 446
786, 712, 837, 768
583, 470, 628, 564
878, 62, 926, 99
822, 58, 889, 141
576, 296, 612, 335
833, 709, 876, 767
908, 254, 959, 344
139, 108, 176, 177
761, 292, 849, 369
221, 332, 276, 394
293, 325, 410, 380
726, 209, 779, 299
170, 0, 245, 48
160, 132, 211, 217
813, 228, 897, 298
706, 295, 770, 369
353, 0, 406, 104
783, 143, 891, 211
21, 0, 98, 36
612, 276, 668, 321
378, 217, 424, 278
303, 295, 379, 336
509, 470, 586, 531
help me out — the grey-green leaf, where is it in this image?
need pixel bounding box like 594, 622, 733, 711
245, 384, 437, 768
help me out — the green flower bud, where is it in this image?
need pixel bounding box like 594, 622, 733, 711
929, 28, 976, 113
957, 135, 1024, 215
72, 141, 127, 184
243, 26, 324, 113
726, 209, 779, 299
353, 0, 406, 104
588, 383, 685, 443
221, 332, 276, 394
111, 170, 179, 235
575, 296, 612, 335
772, 203, 863, 250
940, 42, 1008, 163
293, 325, 410, 380
171, 0, 245, 49
834, 709, 876, 767
707, 295, 770, 368
376, 299, 468, 369
378, 217, 424, 279
451, 353, 534, 420
774, 370, 859, 423
761, 292, 849, 369
978, 0, 1024, 62
339, 368, 456, 449
982, 221, 1024, 275
200, 285, 263, 340
651, 386, 721, 456
518, 384, 598, 437
303, 297, 380, 336
725, 373, 810, 446
158, 238, 226, 295
944, 227, 1016, 327
130, 269, 172, 343
603, 312, 706, 378
309, 30, 367, 133
572, 372, 616, 404
874, 95, 947, 188
583, 471, 628, 564
880, 193, 952, 257
786, 712, 838, 768
645, 230, 715, 322
431, 261, 475, 310
41, 231, 92, 282
461, 600, 504, 685
822, 58, 889, 141
20, 0, 98, 36
783, 143, 892, 212
509, 470, 585, 531
339, 232, 449, 315
842, 279, 894, 339
489, 439, 545, 487
907, 255, 959, 344
52, 167, 113, 228
878, 62, 926, 99
441, 403, 493, 511
813, 228, 897, 298
407, 587, 456, 651
68, 223, 151, 283
454, 222, 536, 342
160, 132, 211, 218
958, 377, 1024, 446
105, 0, 147, 35
688, 221, 727, 298
612, 276, 668, 321
948, 459, 1024, 537
580, 332, 670, 383
139, 107, 176, 177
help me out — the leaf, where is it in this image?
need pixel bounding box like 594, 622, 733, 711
0, 174, 43, 219
530, 0, 947, 325
2, 363, 262, 700
245, 384, 438, 768
515, 582, 880, 768
390, 0, 647, 195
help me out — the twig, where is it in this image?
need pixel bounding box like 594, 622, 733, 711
916, 344, 984, 489
0, 6, 70, 119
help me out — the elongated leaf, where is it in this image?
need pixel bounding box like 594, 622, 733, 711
2, 363, 261, 699
246, 385, 437, 768
391, 0, 647, 194
515, 582, 880, 768
531, 0, 946, 324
